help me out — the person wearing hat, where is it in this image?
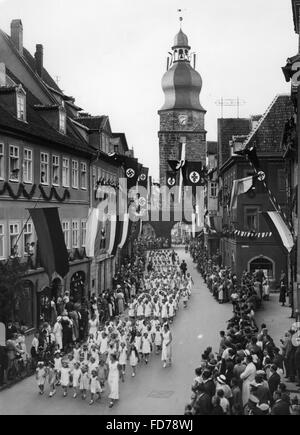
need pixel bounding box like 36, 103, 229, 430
251, 373, 271, 405
216, 374, 233, 400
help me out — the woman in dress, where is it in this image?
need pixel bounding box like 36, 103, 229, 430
53, 317, 63, 350
108, 353, 120, 408
161, 323, 172, 368
88, 313, 99, 340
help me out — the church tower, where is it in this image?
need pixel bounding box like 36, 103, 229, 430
158, 28, 206, 186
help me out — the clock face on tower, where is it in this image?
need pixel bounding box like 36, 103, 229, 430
178, 114, 188, 126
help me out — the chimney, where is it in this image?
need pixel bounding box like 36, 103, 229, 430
0, 63, 6, 87
10, 19, 23, 55
35, 44, 43, 78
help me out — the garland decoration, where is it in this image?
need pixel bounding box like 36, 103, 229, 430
38, 184, 70, 202
0, 181, 70, 202
0, 182, 37, 200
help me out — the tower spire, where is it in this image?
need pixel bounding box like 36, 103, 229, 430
177, 8, 186, 28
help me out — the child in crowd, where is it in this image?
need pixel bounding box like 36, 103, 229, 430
36, 361, 46, 395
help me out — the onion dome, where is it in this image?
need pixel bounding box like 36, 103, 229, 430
160, 30, 205, 112
172, 29, 190, 49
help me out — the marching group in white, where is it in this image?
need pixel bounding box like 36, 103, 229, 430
35, 250, 194, 408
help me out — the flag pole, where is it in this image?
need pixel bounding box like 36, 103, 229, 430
178, 138, 186, 203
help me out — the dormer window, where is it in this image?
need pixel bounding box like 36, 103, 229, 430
16, 89, 26, 121
59, 109, 66, 134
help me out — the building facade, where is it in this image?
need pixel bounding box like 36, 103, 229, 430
0, 19, 142, 331
219, 95, 293, 284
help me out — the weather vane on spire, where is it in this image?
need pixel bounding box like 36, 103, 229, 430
177, 8, 186, 27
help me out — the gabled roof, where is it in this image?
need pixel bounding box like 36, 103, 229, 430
0, 75, 93, 157
111, 132, 129, 152
78, 115, 109, 131
243, 95, 293, 153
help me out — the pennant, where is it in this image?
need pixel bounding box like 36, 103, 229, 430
28, 207, 69, 278
107, 215, 117, 256
138, 167, 149, 188
229, 176, 253, 210
118, 213, 129, 249
110, 214, 125, 256
168, 160, 184, 172
183, 161, 206, 186
166, 171, 177, 187
262, 211, 294, 253
85, 208, 99, 257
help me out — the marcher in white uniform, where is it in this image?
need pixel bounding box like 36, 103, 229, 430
161, 324, 172, 368
108, 354, 120, 408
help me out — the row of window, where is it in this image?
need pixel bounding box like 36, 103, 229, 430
0, 144, 87, 189
62, 220, 87, 250
0, 219, 87, 260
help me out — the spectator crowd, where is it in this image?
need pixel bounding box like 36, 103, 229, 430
185, 240, 300, 415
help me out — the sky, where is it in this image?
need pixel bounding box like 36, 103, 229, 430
0, 0, 297, 178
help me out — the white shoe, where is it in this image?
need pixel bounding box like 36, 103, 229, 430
163, 362, 167, 368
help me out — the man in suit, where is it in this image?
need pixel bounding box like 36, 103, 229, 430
268, 364, 281, 399
193, 384, 213, 415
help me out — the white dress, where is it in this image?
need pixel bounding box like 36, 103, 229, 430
241, 362, 257, 405
53, 322, 63, 349
108, 360, 120, 400
161, 331, 172, 362
161, 303, 168, 319
142, 337, 151, 354
144, 303, 152, 318
137, 304, 144, 317
90, 376, 102, 394
72, 368, 81, 388
89, 319, 98, 338
60, 367, 70, 387
129, 351, 139, 367
119, 348, 127, 365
